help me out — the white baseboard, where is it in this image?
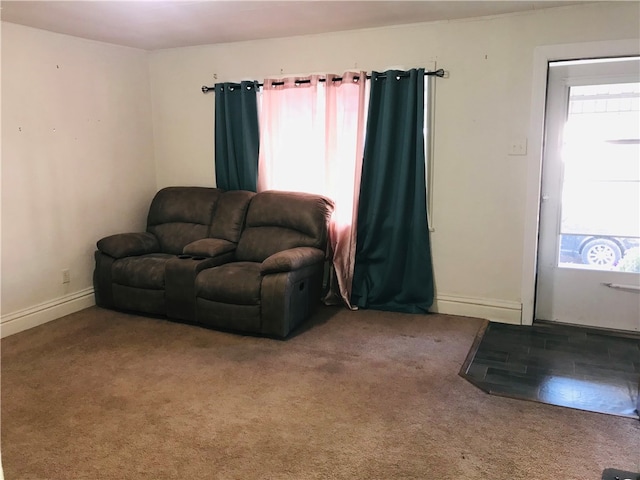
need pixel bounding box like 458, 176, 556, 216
432, 293, 522, 324
0, 289, 521, 337
1, 288, 95, 338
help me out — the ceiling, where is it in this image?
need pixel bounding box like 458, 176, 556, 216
0, 1, 587, 51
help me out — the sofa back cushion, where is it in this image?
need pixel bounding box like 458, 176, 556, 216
209, 190, 256, 243
236, 191, 334, 262
147, 187, 222, 254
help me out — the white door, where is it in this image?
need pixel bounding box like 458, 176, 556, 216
536, 57, 640, 332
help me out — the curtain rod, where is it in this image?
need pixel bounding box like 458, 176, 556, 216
201, 68, 445, 93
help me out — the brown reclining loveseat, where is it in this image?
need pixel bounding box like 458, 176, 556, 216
93, 186, 334, 338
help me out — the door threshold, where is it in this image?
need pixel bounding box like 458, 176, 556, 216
534, 319, 640, 339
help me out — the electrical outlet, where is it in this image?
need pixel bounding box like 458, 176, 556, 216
62, 269, 70, 284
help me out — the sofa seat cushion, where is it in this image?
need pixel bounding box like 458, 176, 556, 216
112, 253, 174, 289
196, 262, 262, 305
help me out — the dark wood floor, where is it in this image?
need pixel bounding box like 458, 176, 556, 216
461, 320, 640, 419
602, 468, 640, 480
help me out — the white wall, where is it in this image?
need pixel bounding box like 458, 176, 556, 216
148, 2, 640, 322
1, 23, 157, 335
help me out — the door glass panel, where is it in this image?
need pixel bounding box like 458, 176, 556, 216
558, 82, 640, 271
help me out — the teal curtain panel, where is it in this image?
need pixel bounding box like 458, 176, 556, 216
214, 81, 259, 191
352, 69, 435, 313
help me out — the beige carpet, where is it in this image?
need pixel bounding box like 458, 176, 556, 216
2, 306, 639, 479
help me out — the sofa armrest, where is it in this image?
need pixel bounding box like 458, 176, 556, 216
183, 238, 236, 257
97, 232, 160, 259
261, 247, 325, 275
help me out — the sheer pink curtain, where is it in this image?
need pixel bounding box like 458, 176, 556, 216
258, 72, 367, 308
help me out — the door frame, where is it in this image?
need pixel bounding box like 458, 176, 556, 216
521, 39, 640, 326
